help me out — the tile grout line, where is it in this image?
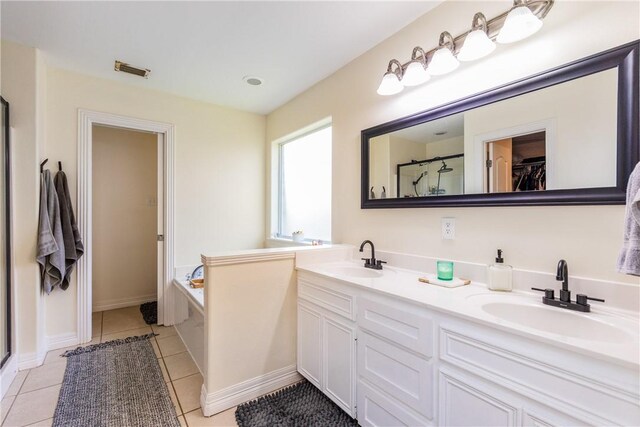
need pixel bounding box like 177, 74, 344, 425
2, 394, 18, 426
156, 335, 189, 423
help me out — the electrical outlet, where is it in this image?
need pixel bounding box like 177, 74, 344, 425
442, 217, 455, 240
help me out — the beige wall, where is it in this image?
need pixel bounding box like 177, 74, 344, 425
43, 66, 267, 338
92, 126, 157, 311
1, 39, 267, 350
204, 258, 297, 393
266, 1, 640, 286
0, 40, 46, 363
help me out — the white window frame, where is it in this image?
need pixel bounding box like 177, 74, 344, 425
270, 117, 332, 243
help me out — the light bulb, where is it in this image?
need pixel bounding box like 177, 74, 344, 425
497, 4, 543, 44
428, 47, 459, 76
458, 29, 496, 62
377, 72, 403, 96
402, 61, 430, 87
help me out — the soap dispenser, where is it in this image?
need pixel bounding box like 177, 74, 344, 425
488, 249, 513, 291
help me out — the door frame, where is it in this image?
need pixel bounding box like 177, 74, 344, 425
77, 109, 175, 343
472, 118, 556, 194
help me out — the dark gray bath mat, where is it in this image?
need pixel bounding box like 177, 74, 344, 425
140, 301, 157, 324
53, 334, 180, 427
235, 380, 358, 427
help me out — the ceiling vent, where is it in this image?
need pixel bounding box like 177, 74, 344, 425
114, 60, 150, 78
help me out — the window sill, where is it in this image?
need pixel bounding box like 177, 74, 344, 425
265, 237, 314, 248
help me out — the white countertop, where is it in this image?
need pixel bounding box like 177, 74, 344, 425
297, 261, 640, 369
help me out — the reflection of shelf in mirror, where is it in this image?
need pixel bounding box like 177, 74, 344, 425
513, 160, 546, 169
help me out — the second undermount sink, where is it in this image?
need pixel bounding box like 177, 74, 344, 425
470, 295, 636, 343
328, 265, 384, 279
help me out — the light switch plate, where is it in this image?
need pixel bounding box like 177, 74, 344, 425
442, 217, 455, 240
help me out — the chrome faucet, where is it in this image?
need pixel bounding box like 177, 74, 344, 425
532, 259, 604, 312
359, 240, 386, 270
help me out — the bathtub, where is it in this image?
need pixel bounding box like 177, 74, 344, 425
172, 278, 205, 376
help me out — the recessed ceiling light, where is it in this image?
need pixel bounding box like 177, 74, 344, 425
434, 131, 447, 136
243, 76, 264, 86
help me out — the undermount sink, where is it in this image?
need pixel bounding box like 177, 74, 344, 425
472, 296, 635, 343
325, 265, 385, 279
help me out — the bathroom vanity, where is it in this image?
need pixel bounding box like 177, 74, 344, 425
296, 259, 640, 426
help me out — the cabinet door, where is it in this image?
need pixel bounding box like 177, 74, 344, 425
323, 316, 356, 416
439, 369, 518, 427
298, 302, 322, 388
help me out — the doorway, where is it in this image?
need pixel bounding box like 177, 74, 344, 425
91, 125, 159, 314
77, 110, 175, 344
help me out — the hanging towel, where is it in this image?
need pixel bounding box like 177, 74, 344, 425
37, 170, 66, 294
617, 162, 640, 276
54, 170, 84, 290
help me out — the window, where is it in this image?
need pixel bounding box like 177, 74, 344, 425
276, 124, 331, 242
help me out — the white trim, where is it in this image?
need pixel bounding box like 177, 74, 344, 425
1, 355, 18, 399
18, 350, 47, 370
46, 332, 79, 352
156, 133, 165, 327
201, 251, 295, 267
471, 119, 556, 194
77, 109, 175, 344
92, 294, 157, 313
200, 364, 302, 416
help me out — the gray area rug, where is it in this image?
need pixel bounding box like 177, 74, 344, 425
235, 380, 359, 427
53, 334, 180, 427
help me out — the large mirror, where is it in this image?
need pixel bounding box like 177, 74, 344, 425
362, 41, 639, 208
0, 96, 10, 369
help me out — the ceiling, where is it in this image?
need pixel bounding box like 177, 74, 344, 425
392, 112, 464, 144
1, 1, 442, 115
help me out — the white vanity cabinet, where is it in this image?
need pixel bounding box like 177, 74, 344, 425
437, 318, 640, 427
356, 296, 436, 426
297, 275, 357, 417
296, 269, 640, 426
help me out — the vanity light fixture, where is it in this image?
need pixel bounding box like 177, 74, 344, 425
375, 0, 554, 95
377, 59, 404, 95
497, 0, 544, 44
402, 47, 430, 87
458, 13, 496, 62
428, 32, 459, 76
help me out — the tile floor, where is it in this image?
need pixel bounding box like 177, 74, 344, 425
0, 306, 238, 427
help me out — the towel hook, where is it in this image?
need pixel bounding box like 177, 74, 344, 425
40, 159, 48, 173
58, 161, 62, 171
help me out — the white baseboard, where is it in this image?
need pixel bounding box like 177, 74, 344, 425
200, 365, 302, 416
1, 355, 18, 399
93, 294, 157, 312
18, 349, 47, 370
46, 332, 79, 352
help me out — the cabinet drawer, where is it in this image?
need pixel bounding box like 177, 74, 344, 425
358, 332, 433, 420
358, 297, 433, 357
358, 380, 431, 427
439, 324, 640, 426
298, 278, 355, 320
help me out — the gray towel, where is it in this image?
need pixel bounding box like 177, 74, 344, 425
37, 170, 66, 294
617, 162, 640, 276
54, 170, 84, 290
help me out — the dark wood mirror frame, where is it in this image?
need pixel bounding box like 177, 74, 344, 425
1, 96, 11, 369
361, 40, 639, 208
